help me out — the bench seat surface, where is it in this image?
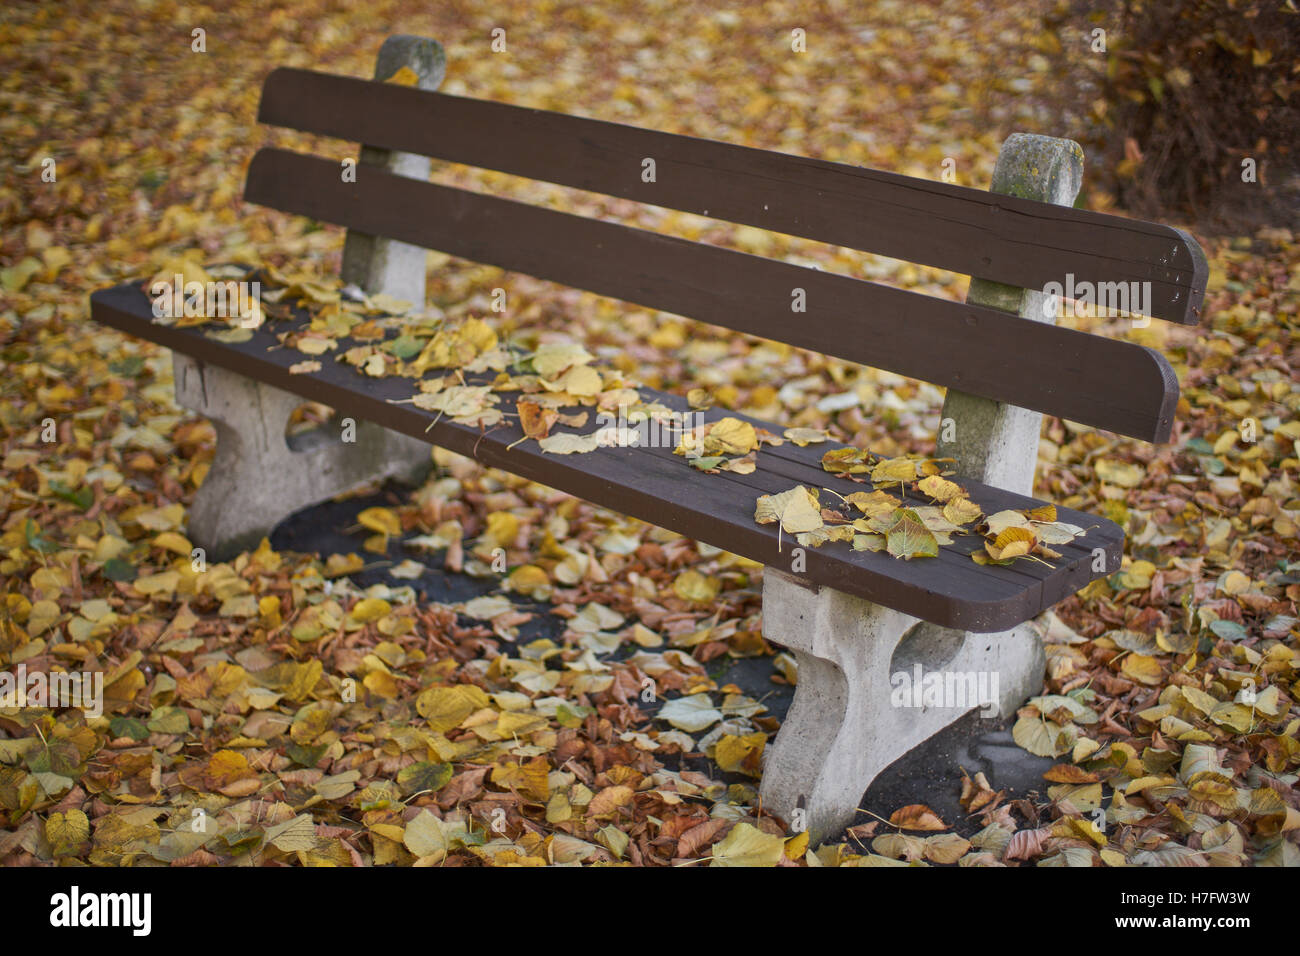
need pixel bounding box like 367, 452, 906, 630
91, 281, 1123, 633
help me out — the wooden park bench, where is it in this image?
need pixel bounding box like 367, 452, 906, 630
90, 35, 1207, 842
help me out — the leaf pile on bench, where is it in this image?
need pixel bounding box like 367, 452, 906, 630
140, 257, 1093, 572
755, 481, 1088, 565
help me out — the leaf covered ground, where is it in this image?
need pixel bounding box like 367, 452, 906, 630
1, 0, 1297, 866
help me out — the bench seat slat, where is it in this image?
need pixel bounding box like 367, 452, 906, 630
258, 66, 1207, 326
90, 282, 1124, 633
244, 147, 1179, 443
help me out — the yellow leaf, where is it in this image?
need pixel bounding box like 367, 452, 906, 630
259, 595, 282, 628
844, 490, 899, 518
385, 65, 421, 86
783, 427, 827, 446
1095, 459, 1145, 488
917, 475, 963, 502
540, 363, 602, 398
134, 570, 181, 596
1121, 653, 1163, 686
714, 733, 766, 777
986, 526, 1036, 561
517, 401, 558, 442
1218, 571, 1250, 596
324, 553, 365, 577
403, 809, 449, 860
457, 317, 498, 353
46, 809, 90, 854
821, 447, 872, 474
491, 756, 550, 802
219, 594, 259, 618
709, 822, 785, 866
673, 569, 720, 604
943, 497, 983, 526
205, 749, 255, 792
1115, 559, 1156, 590
546, 792, 573, 824
364, 670, 401, 699
357, 507, 402, 537
482, 512, 519, 549
296, 334, 337, 355
532, 343, 594, 379
871, 457, 918, 484
754, 486, 823, 535
784, 830, 809, 860
152, 531, 193, 555
687, 388, 713, 410
1026, 504, 1058, 522
506, 564, 551, 597
265, 814, 317, 853
149, 255, 213, 293
538, 431, 601, 454
416, 684, 491, 732
676, 417, 758, 457
1056, 816, 1107, 846
1012, 715, 1071, 757
885, 509, 940, 561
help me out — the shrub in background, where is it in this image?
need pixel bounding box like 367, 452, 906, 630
1044, 0, 1299, 229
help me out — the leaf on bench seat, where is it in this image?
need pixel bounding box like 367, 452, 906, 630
985, 526, 1036, 561
782, 427, 828, 447
795, 524, 855, 548
821, 446, 873, 474
917, 475, 963, 503
516, 401, 558, 443
754, 486, 823, 537
942, 497, 983, 525
408, 384, 500, 426
673, 416, 758, 458
537, 432, 601, 455
843, 489, 899, 518
530, 343, 594, 379
883, 509, 940, 561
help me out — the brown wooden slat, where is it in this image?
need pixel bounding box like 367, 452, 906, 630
243, 147, 1179, 443
257, 66, 1207, 325
89, 282, 1124, 633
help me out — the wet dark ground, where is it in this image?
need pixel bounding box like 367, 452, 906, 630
271, 481, 1055, 839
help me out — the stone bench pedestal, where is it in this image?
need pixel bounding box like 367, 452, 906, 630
758, 133, 1085, 844
178, 35, 445, 560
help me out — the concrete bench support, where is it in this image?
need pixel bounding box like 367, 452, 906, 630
179, 35, 445, 559
760, 571, 1046, 843
759, 134, 1085, 844
174, 356, 431, 560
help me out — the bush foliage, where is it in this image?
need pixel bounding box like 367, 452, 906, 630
1050, 0, 1299, 226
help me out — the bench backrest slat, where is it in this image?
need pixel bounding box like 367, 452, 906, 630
246, 147, 1178, 442
258, 66, 1206, 326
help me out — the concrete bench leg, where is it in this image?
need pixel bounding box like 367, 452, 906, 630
174, 354, 432, 560
759, 569, 1045, 844
171, 38, 446, 561
758, 134, 1082, 844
